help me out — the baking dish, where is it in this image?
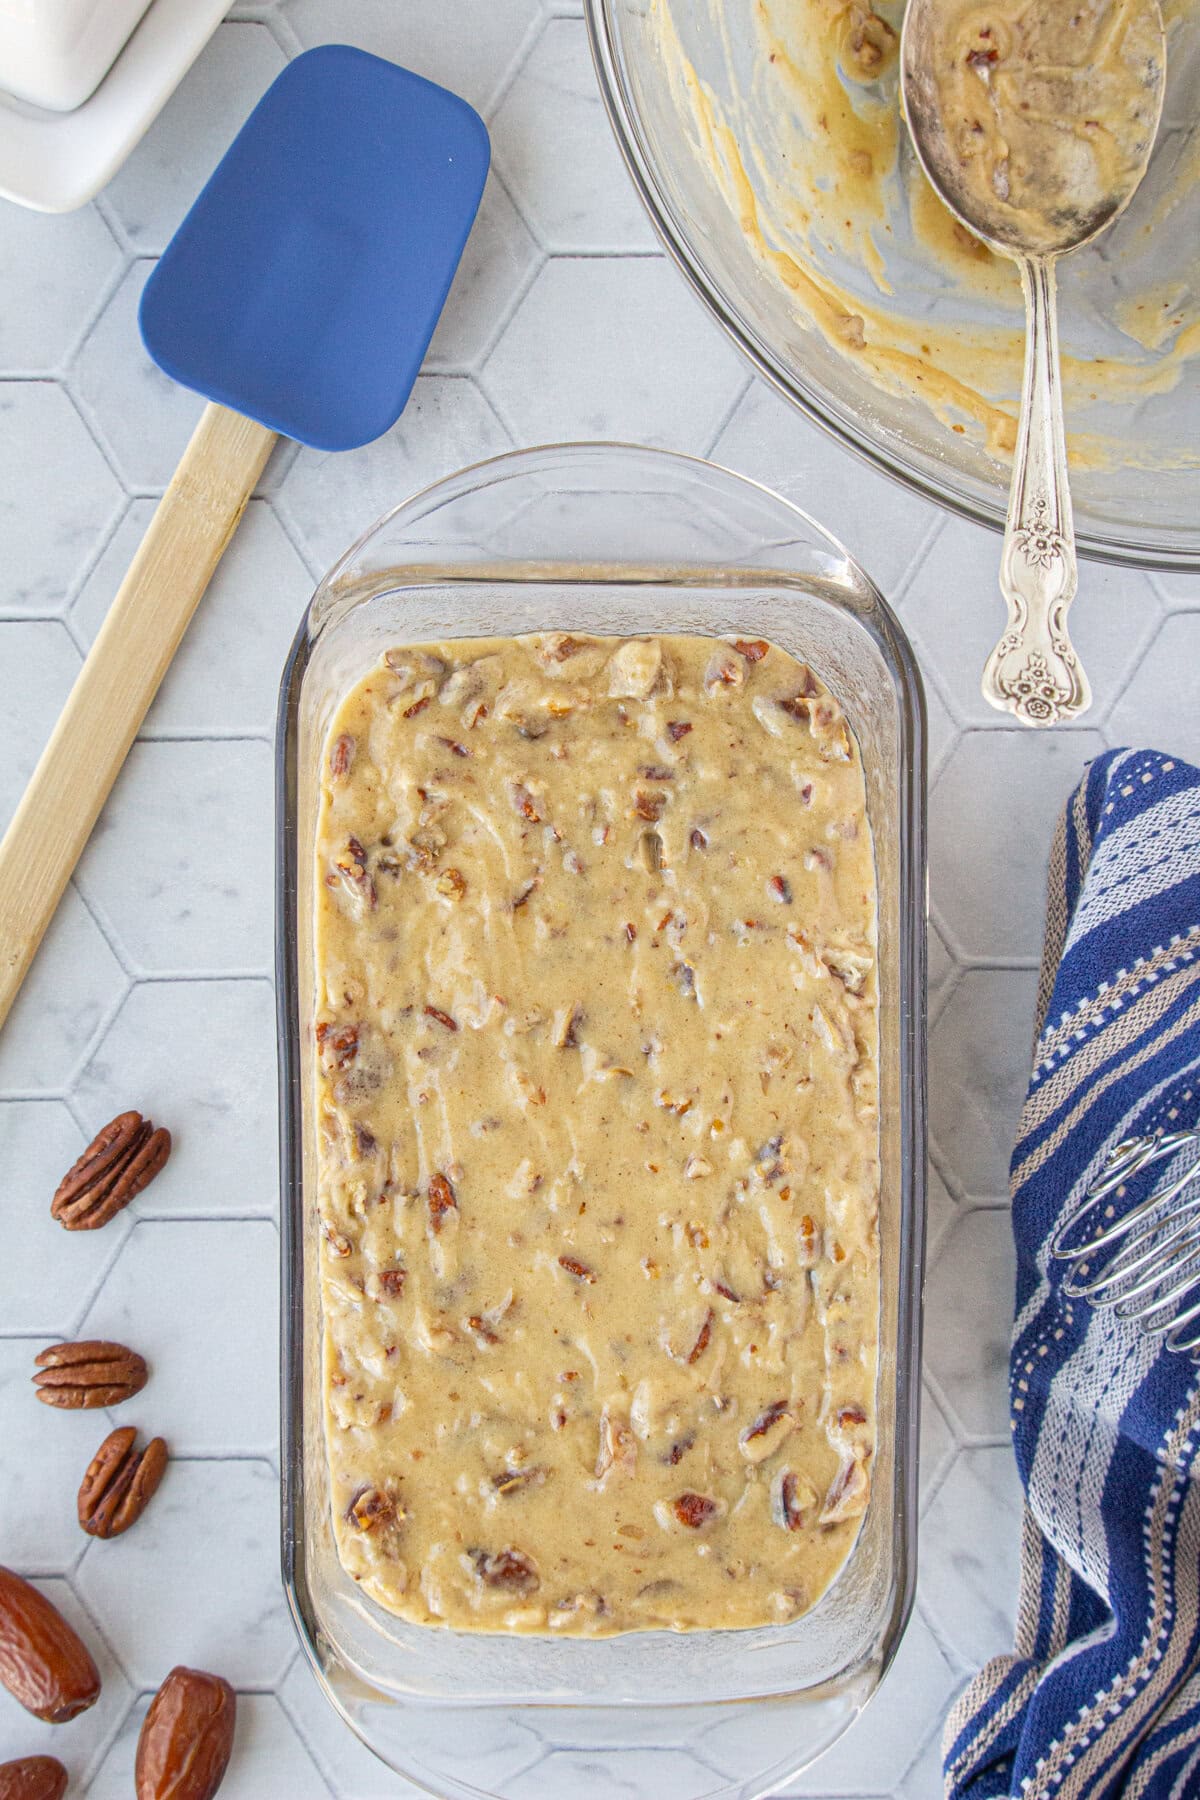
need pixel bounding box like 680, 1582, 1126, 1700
276, 443, 927, 1800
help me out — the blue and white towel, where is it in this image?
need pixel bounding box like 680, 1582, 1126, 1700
944, 748, 1200, 1800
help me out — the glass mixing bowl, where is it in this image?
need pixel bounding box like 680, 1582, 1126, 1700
586, 0, 1200, 570
276, 443, 927, 1800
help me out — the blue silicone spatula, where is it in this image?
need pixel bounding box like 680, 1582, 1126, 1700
0, 45, 489, 1031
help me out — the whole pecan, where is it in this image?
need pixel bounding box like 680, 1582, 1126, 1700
135, 1666, 236, 1800
0, 1565, 100, 1721
51, 1111, 171, 1231
78, 1428, 167, 1539
0, 1758, 67, 1800
33, 1340, 148, 1410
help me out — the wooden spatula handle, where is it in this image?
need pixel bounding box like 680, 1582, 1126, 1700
0, 401, 277, 1034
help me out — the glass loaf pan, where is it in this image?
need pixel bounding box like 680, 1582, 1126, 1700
276, 443, 928, 1800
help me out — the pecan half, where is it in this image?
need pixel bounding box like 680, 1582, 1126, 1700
673, 1492, 719, 1529
135, 1666, 235, 1800
0, 1758, 67, 1800
558, 1255, 596, 1283
345, 1485, 398, 1532
33, 1340, 147, 1410
0, 1565, 100, 1722
78, 1428, 167, 1539
774, 1470, 818, 1532
51, 1112, 171, 1231
428, 1173, 457, 1232
686, 1309, 714, 1365
328, 733, 355, 780
470, 1548, 539, 1593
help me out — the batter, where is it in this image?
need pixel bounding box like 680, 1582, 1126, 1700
918, 0, 1165, 255
313, 633, 879, 1635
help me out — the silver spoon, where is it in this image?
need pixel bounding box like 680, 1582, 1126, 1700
900, 0, 1166, 726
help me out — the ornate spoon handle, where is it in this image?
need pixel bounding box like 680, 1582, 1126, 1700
982, 254, 1090, 727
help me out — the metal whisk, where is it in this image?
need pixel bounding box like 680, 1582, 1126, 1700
1051, 1127, 1200, 1356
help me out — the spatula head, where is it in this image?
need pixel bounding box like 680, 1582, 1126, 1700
139, 44, 490, 452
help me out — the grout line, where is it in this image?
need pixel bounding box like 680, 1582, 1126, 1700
91, 188, 136, 259
262, 7, 304, 58
115, 967, 275, 985
135, 727, 273, 744
65, 1222, 136, 1336
484, 10, 551, 122
265, 492, 325, 582
60, 237, 132, 374
702, 372, 754, 460
70, 873, 136, 979
888, 510, 944, 605
59, 369, 140, 495
132, 1210, 279, 1225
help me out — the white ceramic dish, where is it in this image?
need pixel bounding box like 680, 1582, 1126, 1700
0, 0, 155, 112
0, 0, 227, 212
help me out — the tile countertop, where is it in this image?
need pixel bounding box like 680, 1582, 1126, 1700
0, 4, 1197, 1798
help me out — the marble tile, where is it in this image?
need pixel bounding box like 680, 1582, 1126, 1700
0, 1101, 129, 1334
923, 674, 957, 780
921, 1447, 1023, 1669
0, 1338, 117, 1571
276, 373, 512, 575
0, 1577, 132, 1782
0, 204, 123, 372
77, 1220, 278, 1457
0, 888, 127, 1094
75, 739, 274, 974
283, 0, 543, 114
0, 621, 81, 831
492, 18, 656, 253
710, 378, 942, 596
1109, 614, 1200, 764
76, 1458, 292, 1688
75, 980, 277, 1221
104, 24, 287, 256
0, 384, 123, 615
784, 1612, 957, 1795
925, 1208, 1015, 1440
72, 499, 311, 736
927, 920, 955, 1015
930, 729, 1105, 963
280, 1655, 547, 1798
897, 1726, 946, 1800
279, 1656, 426, 1799
925, 1161, 957, 1259
70, 261, 206, 490
426, 175, 541, 375
920, 1383, 957, 1513
900, 514, 1164, 729
89, 1692, 331, 1800
1154, 571, 1200, 613
505, 1747, 724, 1800
929, 967, 1040, 1203
482, 257, 746, 450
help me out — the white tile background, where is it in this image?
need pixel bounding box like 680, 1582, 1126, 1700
0, 3, 1197, 1797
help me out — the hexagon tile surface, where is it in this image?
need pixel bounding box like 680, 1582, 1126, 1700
0, 3, 1184, 1796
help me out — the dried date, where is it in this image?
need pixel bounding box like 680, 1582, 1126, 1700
135, 1666, 235, 1800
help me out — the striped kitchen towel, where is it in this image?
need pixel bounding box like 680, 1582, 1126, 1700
944, 748, 1200, 1800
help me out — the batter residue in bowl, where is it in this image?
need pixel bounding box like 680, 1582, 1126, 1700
313, 633, 879, 1635
916, 0, 1165, 255
653, 0, 1199, 468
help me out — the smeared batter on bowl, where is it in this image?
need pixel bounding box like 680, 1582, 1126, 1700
313, 634, 879, 1635
916, 0, 1164, 256
653, 0, 1199, 468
